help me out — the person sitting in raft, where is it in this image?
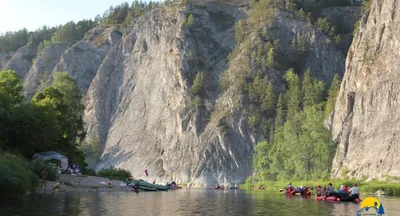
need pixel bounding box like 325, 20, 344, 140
315, 185, 322, 197
322, 185, 327, 196
327, 183, 335, 196
338, 185, 344, 192
343, 184, 349, 192
341, 184, 360, 201
349, 184, 360, 196
53, 181, 63, 191
301, 187, 311, 195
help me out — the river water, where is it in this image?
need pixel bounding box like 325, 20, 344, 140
2, 189, 400, 216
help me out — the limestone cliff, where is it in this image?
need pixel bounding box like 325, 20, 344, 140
85, 4, 252, 185
3, 2, 358, 185
23, 44, 68, 100
2, 46, 36, 79
331, 0, 400, 179
0, 52, 14, 69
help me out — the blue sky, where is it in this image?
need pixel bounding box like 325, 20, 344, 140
0, 0, 150, 34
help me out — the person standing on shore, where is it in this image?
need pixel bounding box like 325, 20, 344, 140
40, 168, 48, 189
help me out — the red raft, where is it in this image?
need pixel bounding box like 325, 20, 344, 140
315, 196, 361, 203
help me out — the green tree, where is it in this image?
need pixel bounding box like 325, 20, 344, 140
32, 72, 85, 154
325, 73, 341, 116
252, 140, 272, 181
301, 68, 313, 107
0, 70, 24, 108
284, 69, 301, 119
274, 94, 285, 127
260, 81, 275, 114
266, 47, 275, 68
187, 14, 195, 27
190, 72, 204, 96
235, 20, 245, 43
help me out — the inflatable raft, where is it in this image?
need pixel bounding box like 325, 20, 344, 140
315, 195, 361, 203
125, 178, 169, 191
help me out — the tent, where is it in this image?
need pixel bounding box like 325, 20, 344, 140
32, 151, 69, 171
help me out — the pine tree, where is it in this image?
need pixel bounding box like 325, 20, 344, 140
261, 80, 275, 114
284, 69, 301, 120
190, 72, 204, 96
274, 94, 285, 127
325, 73, 341, 116
187, 14, 195, 27
302, 68, 314, 107
266, 47, 275, 68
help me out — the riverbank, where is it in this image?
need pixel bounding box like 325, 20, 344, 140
244, 179, 400, 196
37, 174, 130, 193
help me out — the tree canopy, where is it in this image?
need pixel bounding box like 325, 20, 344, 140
0, 70, 86, 168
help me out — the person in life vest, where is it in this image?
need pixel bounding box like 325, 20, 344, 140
343, 184, 349, 192
327, 182, 335, 196
342, 183, 360, 201
315, 185, 322, 197
322, 185, 327, 196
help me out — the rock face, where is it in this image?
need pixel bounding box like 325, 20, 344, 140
2, 2, 357, 185
52, 26, 121, 94
3, 46, 36, 79
24, 44, 68, 100
331, 0, 400, 179
0, 52, 15, 69
272, 11, 346, 83
85, 4, 253, 185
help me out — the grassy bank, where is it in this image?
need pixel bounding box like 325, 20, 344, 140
243, 179, 400, 196
0, 152, 38, 198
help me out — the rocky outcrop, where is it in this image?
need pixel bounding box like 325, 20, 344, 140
3, 46, 36, 78
0, 52, 14, 69
321, 6, 361, 53
331, 0, 400, 180
52, 26, 122, 94
1, 2, 360, 185
24, 44, 68, 100
85, 4, 253, 185
272, 11, 346, 83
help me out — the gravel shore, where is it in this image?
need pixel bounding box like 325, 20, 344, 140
36, 174, 130, 193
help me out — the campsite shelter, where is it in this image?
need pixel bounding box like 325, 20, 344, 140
32, 151, 69, 171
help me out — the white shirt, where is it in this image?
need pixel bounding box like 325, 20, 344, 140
349, 186, 360, 195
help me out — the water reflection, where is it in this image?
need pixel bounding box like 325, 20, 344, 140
1, 190, 400, 216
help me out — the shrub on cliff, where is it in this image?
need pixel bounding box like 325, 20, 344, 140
98, 167, 131, 180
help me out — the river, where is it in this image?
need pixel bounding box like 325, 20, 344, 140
1, 189, 399, 216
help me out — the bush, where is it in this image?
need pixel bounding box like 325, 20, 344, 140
0, 153, 38, 197
190, 95, 202, 110
98, 167, 131, 180
85, 168, 96, 176
30, 159, 59, 181
190, 72, 204, 96
187, 14, 195, 27
361, 184, 400, 196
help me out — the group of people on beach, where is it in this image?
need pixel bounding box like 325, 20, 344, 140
213, 184, 239, 190
40, 168, 63, 191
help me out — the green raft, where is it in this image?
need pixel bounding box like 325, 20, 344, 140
139, 186, 157, 191
126, 178, 169, 191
